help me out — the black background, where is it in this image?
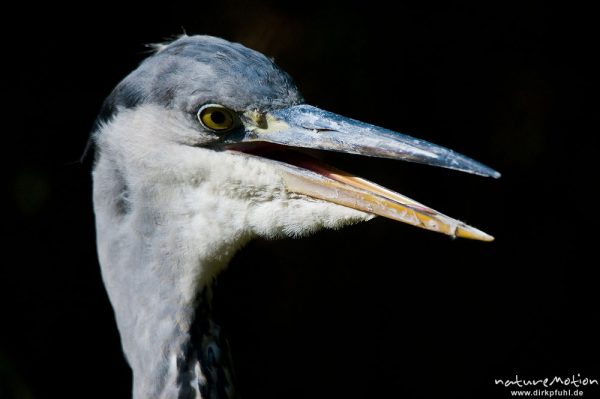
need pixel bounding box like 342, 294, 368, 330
2, 2, 598, 398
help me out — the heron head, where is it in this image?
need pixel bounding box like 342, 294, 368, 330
93, 35, 498, 241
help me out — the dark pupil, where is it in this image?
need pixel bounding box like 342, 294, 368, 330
210, 111, 226, 124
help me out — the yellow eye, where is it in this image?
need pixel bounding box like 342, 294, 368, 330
197, 104, 235, 132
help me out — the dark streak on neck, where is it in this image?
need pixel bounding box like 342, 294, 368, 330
177, 283, 238, 399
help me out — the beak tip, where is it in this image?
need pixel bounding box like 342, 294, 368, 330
455, 225, 495, 242
482, 234, 495, 242
477, 166, 501, 179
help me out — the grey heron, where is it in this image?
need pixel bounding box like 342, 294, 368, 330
91, 35, 499, 399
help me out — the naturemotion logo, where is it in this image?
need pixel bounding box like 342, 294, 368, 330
495, 374, 598, 397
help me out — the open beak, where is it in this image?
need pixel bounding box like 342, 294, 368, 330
227, 104, 500, 241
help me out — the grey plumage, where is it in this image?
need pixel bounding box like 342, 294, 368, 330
97, 36, 302, 130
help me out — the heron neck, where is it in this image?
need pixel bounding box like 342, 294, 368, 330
94, 202, 241, 397
105, 252, 237, 399
93, 150, 250, 398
